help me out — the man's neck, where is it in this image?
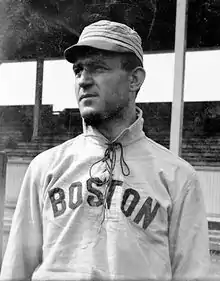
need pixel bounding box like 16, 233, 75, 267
94, 107, 137, 141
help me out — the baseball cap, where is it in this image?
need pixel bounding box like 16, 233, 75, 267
64, 20, 143, 65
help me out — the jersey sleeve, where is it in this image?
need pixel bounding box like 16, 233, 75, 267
0, 160, 43, 281
168, 171, 210, 280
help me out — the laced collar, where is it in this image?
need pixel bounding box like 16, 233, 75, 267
83, 106, 144, 147
83, 106, 144, 183
83, 107, 145, 225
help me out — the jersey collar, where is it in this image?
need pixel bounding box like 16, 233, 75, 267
83, 106, 145, 147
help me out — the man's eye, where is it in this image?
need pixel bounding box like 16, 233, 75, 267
72, 63, 108, 76
92, 65, 108, 72
73, 66, 82, 75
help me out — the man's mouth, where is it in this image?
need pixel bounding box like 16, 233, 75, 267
79, 94, 98, 101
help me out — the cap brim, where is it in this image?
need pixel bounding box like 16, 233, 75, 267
64, 39, 133, 63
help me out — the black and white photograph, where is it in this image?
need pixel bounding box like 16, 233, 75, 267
0, 0, 220, 280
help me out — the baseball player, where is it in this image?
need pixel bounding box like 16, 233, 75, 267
1, 20, 210, 281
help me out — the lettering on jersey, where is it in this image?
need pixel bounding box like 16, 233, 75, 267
121, 188, 140, 217
106, 180, 123, 209
134, 197, 161, 230
69, 182, 83, 210
87, 177, 104, 207
48, 187, 66, 217
48, 178, 161, 230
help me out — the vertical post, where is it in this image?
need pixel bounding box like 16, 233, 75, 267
0, 152, 7, 265
169, 0, 188, 155
32, 59, 44, 140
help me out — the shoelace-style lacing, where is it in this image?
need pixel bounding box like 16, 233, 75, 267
89, 142, 130, 226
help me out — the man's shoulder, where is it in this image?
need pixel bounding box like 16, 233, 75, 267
30, 133, 84, 168
145, 136, 195, 176
144, 137, 198, 199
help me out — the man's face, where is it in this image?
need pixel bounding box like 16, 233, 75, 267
73, 51, 131, 126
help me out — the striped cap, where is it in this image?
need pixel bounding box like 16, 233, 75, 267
64, 20, 143, 65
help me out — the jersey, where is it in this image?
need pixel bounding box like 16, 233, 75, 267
0, 107, 210, 281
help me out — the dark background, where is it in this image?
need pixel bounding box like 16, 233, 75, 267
0, 0, 220, 61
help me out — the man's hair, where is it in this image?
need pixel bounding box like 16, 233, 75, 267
119, 52, 143, 96
120, 52, 143, 72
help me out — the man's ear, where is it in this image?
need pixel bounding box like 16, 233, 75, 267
129, 67, 146, 92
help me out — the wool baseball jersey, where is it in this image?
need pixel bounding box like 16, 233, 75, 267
1, 107, 210, 281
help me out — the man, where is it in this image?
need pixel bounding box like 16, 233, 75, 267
1, 20, 210, 281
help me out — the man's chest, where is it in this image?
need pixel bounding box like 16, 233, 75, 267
43, 164, 171, 234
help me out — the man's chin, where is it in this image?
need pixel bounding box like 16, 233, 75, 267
81, 110, 103, 126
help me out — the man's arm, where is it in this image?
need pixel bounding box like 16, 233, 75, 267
168, 171, 210, 280
0, 161, 43, 281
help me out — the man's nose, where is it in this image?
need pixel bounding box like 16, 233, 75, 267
77, 69, 94, 89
